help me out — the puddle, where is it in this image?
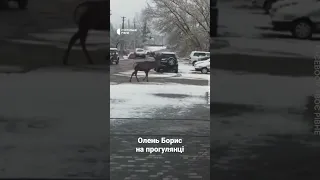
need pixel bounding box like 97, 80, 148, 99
152, 93, 191, 99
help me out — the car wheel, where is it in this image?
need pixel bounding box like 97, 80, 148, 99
116, 59, 119, 64
292, 20, 312, 39
18, 0, 28, 9
263, 1, 273, 14
201, 68, 208, 74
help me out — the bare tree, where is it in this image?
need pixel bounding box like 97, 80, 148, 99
142, 0, 210, 55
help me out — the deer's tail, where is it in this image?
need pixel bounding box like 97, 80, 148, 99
73, 1, 89, 25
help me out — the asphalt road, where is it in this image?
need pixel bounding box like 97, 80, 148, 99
110, 57, 209, 85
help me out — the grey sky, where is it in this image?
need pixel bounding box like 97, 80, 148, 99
110, 0, 148, 28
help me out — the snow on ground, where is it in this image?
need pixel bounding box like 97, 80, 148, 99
211, 70, 314, 145
144, 46, 167, 52
218, 1, 268, 38
110, 83, 209, 118
115, 62, 210, 81
212, 113, 310, 146
0, 71, 109, 144
0, 71, 109, 177
213, 37, 317, 58
213, 70, 314, 109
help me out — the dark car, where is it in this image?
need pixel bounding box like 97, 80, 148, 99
0, 0, 28, 9
154, 52, 178, 73
110, 48, 119, 65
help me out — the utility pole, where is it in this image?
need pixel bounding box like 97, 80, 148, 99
121, 16, 125, 29
120, 16, 126, 56
133, 18, 136, 50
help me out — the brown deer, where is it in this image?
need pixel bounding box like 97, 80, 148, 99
63, 0, 109, 65
129, 59, 161, 82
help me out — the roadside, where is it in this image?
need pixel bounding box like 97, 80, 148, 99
213, 1, 315, 75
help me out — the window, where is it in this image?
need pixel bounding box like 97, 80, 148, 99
162, 54, 176, 59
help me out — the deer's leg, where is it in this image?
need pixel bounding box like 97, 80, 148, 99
143, 70, 148, 81
146, 70, 149, 82
135, 71, 139, 82
79, 28, 93, 65
63, 31, 81, 65
129, 70, 135, 82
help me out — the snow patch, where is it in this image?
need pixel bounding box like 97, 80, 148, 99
110, 83, 209, 118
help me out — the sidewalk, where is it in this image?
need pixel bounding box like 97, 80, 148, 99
110, 117, 210, 180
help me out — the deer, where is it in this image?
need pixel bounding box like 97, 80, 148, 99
62, 0, 109, 65
129, 58, 161, 82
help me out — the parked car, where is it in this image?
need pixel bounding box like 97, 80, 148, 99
0, 0, 28, 9
110, 48, 119, 65
154, 52, 179, 73
270, 0, 320, 39
195, 56, 210, 65
189, 51, 210, 66
194, 59, 210, 66
194, 59, 210, 74
252, 0, 279, 14
270, 0, 314, 15
134, 48, 146, 58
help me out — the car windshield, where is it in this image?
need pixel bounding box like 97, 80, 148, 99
162, 54, 176, 58
137, 49, 143, 52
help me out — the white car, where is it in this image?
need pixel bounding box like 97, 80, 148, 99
189, 51, 210, 66
270, 0, 320, 39
270, 0, 314, 15
194, 59, 210, 66
194, 59, 210, 74
134, 48, 146, 58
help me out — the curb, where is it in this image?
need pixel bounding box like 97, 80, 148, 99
0, 66, 27, 73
